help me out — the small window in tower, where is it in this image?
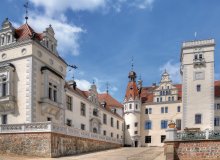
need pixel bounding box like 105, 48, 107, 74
129, 104, 132, 109
1, 36, 4, 45
196, 84, 201, 92
199, 54, 203, 59
194, 54, 198, 60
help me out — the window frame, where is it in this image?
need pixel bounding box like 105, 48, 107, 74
195, 114, 202, 124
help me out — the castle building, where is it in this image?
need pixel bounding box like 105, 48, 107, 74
0, 18, 124, 141
123, 39, 220, 147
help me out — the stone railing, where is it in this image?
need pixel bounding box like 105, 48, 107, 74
0, 122, 123, 144
167, 129, 220, 141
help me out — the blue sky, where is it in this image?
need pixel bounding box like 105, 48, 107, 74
0, 0, 220, 102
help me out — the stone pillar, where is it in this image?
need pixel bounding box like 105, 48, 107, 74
165, 128, 177, 141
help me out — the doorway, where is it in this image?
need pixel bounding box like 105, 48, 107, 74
135, 141, 138, 147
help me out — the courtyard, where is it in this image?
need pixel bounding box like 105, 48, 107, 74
0, 147, 164, 160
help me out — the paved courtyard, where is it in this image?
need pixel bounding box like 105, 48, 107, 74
0, 147, 165, 160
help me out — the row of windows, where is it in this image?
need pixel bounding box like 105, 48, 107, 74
145, 119, 182, 130
145, 135, 166, 143
159, 90, 171, 96
145, 106, 181, 114
126, 122, 138, 129
214, 104, 220, 110
156, 96, 175, 102
0, 34, 12, 46
124, 104, 139, 110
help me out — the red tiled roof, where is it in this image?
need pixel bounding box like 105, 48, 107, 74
15, 23, 43, 41
98, 93, 123, 108
125, 81, 139, 100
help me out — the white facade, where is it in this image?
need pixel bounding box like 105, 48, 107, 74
123, 39, 220, 147
0, 19, 124, 142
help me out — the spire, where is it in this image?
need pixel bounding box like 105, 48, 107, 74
128, 57, 137, 82
106, 82, 109, 94
24, 1, 29, 24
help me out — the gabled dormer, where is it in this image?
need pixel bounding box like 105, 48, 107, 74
88, 82, 99, 106
153, 70, 179, 103
41, 25, 58, 55
0, 18, 16, 47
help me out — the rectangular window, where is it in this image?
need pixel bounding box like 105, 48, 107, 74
165, 107, 168, 113
157, 98, 159, 102
117, 120, 119, 129
215, 104, 220, 110
134, 131, 138, 134
1, 37, 4, 45
195, 114, 202, 124
81, 124, 85, 130
111, 132, 113, 137
145, 121, 152, 130
48, 87, 52, 100
160, 97, 162, 102
103, 130, 106, 136
117, 134, 119, 139
161, 120, 168, 129
129, 104, 132, 109
135, 104, 138, 109
111, 117, 114, 127
149, 108, 152, 114
81, 102, 86, 116
145, 136, 151, 143
145, 108, 148, 114
135, 122, 138, 127
177, 106, 181, 112
196, 84, 201, 92
103, 114, 107, 124
47, 117, 52, 121
66, 95, 72, 111
161, 135, 166, 143
1, 115, 7, 124
161, 107, 164, 113
53, 89, 57, 102
66, 119, 72, 126
176, 119, 181, 130
215, 117, 220, 126
127, 125, 130, 129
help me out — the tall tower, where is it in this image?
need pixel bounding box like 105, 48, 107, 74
181, 39, 215, 130
123, 69, 141, 147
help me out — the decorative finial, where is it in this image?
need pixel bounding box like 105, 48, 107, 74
106, 82, 109, 94
24, 1, 29, 24
139, 74, 142, 81
131, 56, 134, 71
92, 79, 95, 85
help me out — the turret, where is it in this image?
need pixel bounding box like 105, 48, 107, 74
123, 67, 141, 147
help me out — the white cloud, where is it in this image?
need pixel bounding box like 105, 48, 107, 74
75, 79, 92, 91
30, 0, 155, 15
30, 0, 106, 16
27, 13, 84, 56
159, 60, 180, 83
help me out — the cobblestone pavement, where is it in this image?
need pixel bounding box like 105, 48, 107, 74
0, 147, 165, 160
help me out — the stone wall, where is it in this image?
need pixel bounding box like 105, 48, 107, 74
0, 132, 121, 158
164, 140, 220, 160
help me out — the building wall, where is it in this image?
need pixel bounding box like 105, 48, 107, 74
181, 39, 215, 130
140, 102, 182, 146
0, 132, 121, 158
